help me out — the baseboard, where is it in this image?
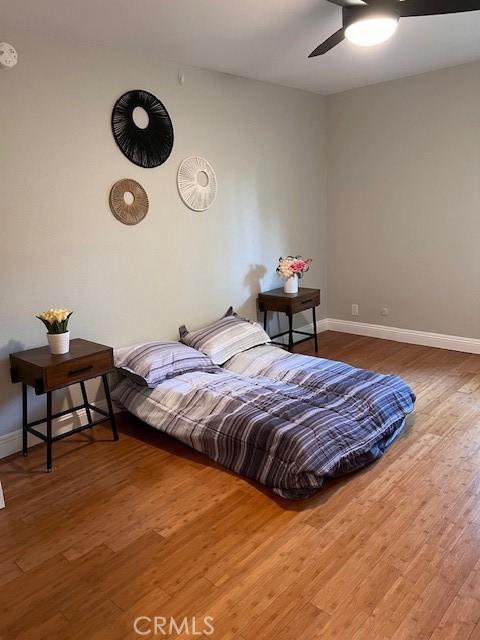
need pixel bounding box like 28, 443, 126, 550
0, 400, 108, 460
314, 318, 330, 333
313, 318, 480, 355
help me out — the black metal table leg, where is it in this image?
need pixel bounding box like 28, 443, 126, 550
287, 311, 294, 352
263, 309, 267, 332
80, 381, 92, 425
102, 374, 119, 441
46, 391, 52, 472
22, 383, 28, 456
312, 306, 318, 352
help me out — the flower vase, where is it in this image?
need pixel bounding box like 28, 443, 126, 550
47, 331, 70, 355
284, 275, 299, 294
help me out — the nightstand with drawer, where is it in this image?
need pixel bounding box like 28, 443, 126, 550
258, 287, 321, 353
10, 339, 118, 471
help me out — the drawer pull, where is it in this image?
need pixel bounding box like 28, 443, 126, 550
300, 299, 314, 305
68, 365, 94, 377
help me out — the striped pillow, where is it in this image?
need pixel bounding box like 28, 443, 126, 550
114, 341, 220, 388
179, 307, 270, 365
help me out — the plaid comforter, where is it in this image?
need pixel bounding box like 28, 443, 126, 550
113, 350, 415, 499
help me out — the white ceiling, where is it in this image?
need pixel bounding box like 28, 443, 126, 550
3, 0, 480, 94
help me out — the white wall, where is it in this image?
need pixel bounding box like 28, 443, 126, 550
0, 33, 327, 438
327, 62, 480, 339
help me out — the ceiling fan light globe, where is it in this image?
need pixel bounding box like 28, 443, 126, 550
345, 17, 398, 46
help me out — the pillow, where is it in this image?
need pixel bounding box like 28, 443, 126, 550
179, 307, 270, 365
114, 341, 220, 388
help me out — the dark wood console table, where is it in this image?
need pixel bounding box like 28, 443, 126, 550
10, 339, 118, 472
258, 287, 321, 353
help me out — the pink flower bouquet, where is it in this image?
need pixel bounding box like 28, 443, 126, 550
276, 256, 312, 279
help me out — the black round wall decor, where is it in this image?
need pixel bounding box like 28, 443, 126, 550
111, 90, 174, 168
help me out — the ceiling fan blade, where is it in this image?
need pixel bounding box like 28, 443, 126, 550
325, 0, 367, 6
399, 0, 480, 16
309, 29, 345, 56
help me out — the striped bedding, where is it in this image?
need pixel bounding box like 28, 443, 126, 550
179, 308, 270, 365
114, 341, 219, 388
223, 344, 416, 429
112, 352, 415, 499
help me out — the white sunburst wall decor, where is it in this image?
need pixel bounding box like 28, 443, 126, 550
177, 156, 217, 212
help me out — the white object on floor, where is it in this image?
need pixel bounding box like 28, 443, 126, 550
0, 482, 5, 509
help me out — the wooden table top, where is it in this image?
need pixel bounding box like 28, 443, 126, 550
10, 339, 112, 369
258, 287, 320, 300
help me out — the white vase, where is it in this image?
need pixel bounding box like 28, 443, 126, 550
47, 331, 70, 355
284, 275, 299, 294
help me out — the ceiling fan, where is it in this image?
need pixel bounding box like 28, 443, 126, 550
309, 0, 480, 55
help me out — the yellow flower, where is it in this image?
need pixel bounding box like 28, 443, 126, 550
37, 308, 72, 323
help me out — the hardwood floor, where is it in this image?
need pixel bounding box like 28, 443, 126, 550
1, 331, 480, 639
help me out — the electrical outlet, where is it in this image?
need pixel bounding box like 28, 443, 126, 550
351, 304, 359, 316
380, 307, 389, 317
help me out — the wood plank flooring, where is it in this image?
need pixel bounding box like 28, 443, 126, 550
1, 331, 480, 639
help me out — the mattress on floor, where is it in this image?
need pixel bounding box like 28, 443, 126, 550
112, 357, 415, 499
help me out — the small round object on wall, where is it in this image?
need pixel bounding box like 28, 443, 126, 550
111, 90, 174, 168
109, 179, 149, 225
0, 43, 18, 69
177, 156, 217, 212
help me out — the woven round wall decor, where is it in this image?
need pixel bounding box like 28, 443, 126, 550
177, 156, 217, 212
111, 90, 174, 168
109, 179, 149, 225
